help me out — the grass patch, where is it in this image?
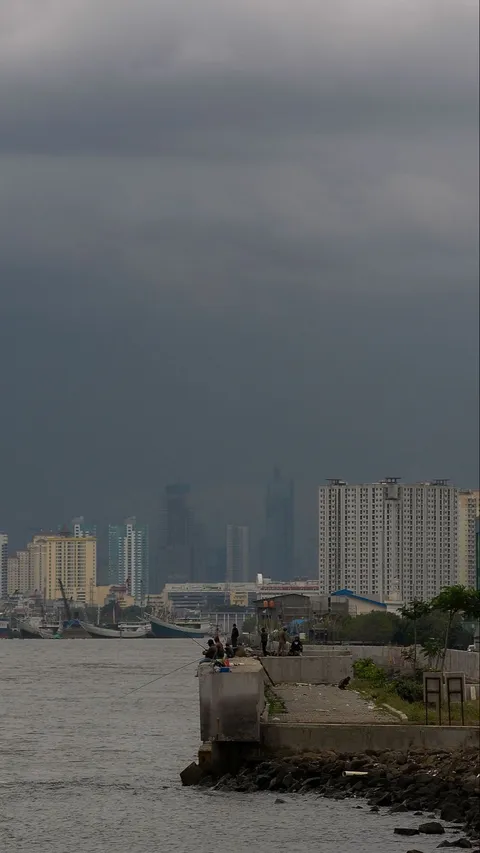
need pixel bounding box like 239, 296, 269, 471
265, 685, 287, 717
350, 678, 480, 725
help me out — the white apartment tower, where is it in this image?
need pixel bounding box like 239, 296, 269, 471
108, 517, 149, 603
226, 525, 250, 584
318, 479, 467, 603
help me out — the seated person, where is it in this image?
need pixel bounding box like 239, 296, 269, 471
289, 635, 303, 656
203, 639, 216, 659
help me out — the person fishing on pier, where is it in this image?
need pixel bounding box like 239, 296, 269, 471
214, 634, 224, 659
260, 626, 268, 656
203, 639, 216, 660
278, 626, 287, 656
289, 635, 303, 656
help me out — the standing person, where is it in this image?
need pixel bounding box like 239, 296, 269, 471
260, 626, 268, 656
278, 626, 287, 657
231, 623, 239, 650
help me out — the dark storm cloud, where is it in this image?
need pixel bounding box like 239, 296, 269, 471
0, 0, 478, 563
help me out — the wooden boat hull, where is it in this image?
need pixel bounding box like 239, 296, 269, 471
148, 613, 209, 639
80, 621, 150, 639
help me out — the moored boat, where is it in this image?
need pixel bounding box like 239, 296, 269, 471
148, 613, 209, 639
0, 618, 12, 639
17, 618, 56, 639
80, 621, 150, 639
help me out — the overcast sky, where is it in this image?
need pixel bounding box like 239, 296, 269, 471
0, 0, 478, 568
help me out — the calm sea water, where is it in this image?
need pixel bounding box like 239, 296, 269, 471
0, 640, 452, 852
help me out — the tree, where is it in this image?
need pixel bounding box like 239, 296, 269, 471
430, 586, 480, 671
399, 598, 431, 671
339, 612, 400, 645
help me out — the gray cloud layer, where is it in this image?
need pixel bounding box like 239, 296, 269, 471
0, 0, 478, 568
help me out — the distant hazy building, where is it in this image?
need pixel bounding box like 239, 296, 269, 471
0, 533, 8, 598
26, 532, 97, 603
108, 518, 149, 603
226, 525, 250, 584
157, 484, 194, 588
7, 550, 30, 595
318, 478, 470, 603
71, 516, 97, 538
191, 521, 209, 583
264, 468, 294, 581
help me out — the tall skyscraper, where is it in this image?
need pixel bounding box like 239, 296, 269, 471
157, 484, 193, 588
226, 525, 250, 583
26, 532, 96, 602
0, 533, 8, 598
7, 550, 30, 595
264, 468, 294, 580
108, 517, 149, 603
318, 478, 473, 602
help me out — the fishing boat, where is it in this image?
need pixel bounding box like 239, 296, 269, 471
17, 617, 57, 639
80, 621, 150, 639
0, 618, 12, 639
148, 612, 209, 639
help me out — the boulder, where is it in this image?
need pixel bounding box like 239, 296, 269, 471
419, 822, 445, 835
180, 762, 204, 787
394, 828, 421, 836
441, 805, 463, 823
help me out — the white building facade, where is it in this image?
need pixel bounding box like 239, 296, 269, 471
318, 479, 473, 603
108, 518, 149, 603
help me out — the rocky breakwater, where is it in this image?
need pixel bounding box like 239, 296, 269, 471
203, 748, 480, 841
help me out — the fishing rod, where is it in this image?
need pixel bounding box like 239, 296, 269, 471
124, 656, 201, 695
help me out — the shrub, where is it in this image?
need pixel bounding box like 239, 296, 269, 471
391, 676, 424, 704
353, 658, 387, 686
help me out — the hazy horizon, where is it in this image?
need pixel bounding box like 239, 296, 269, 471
1, 1, 478, 572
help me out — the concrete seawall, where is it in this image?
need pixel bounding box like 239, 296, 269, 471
305, 645, 480, 681
261, 722, 480, 755
262, 654, 352, 685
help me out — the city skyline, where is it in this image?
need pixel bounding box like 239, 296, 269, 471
2, 475, 479, 603
0, 3, 477, 576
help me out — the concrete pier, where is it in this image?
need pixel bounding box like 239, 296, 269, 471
198, 659, 264, 742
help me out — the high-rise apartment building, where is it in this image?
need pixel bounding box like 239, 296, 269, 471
457, 491, 478, 588
7, 550, 30, 595
157, 484, 194, 588
26, 533, 96, 602
226, 525, 250, 584
0, 533, 8, 598
264, 468, 294, 581
318, 479, 470, 603
108, 517, 148, 602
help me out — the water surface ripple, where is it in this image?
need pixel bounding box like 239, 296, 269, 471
0, 641, 451, 851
